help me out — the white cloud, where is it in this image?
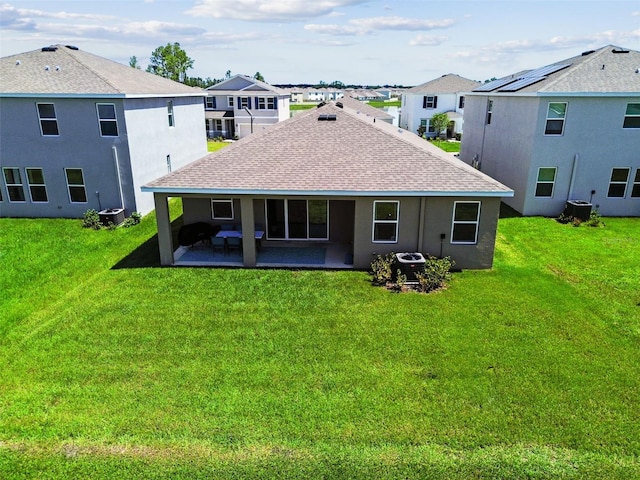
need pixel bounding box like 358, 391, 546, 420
409, 34, 448, 47
305, 15, 455, 36
186, 0, 368, 22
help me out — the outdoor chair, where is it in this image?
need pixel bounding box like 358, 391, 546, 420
226, 236, 242, 255
211, 236, 225, 255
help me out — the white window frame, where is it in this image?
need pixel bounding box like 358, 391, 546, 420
257, 97, 266, 110
451, 201, 481, 245
239, 97, 250, 109
423, 96, 437, 108
534, 167, 557, 198
607, 167, 630, 198
37, 103, 59, 136
96, 103, 118, 137
623, 103, 640, 129
211, 199, 234, 220
26, 167, 48, 203
372, 200, 399, 244
167, 100, 175, 127
2, 167, 26, 202
205, 97, 215, 109
265, 199, 329, 241
632, 169, 640, 198
267, 97, 276, 109
544, 102, 567, 136
65, 168, 87, 204
227, 96, 234, 108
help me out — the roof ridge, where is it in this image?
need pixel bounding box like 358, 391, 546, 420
54, 44, 123, 93
539, 45, 611, 92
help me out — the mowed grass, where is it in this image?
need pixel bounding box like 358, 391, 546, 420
0, 205, 639, 478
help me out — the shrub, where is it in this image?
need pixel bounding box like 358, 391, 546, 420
122, 211, 142, 228
370, 253, 395, 286
82, 209, 102, 230
414, 255, 455, 293
585, 210, 605, 227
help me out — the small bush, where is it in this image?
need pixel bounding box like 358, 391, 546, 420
585, 210, 605, 227
414, 256, 455, 293
122, 211, 142, 228
370, 253, 395, 286
82, 209, 102, 230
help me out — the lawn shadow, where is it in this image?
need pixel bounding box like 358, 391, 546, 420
111, 215, 184, 269
500, 202, 522, 218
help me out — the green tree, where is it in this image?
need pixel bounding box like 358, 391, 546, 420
146, 43, 194, 83
129, 56, 141, 69
430, 112, 449, 138
253, 72, 265, 82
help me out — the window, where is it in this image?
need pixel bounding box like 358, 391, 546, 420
372, 201, 399, 243
166, 155, 172, 173
257, 97, 266, 110
451, 201, 481, 244
96, 103, 118, 137
205, 97, 216, 109
238, 97, 250, 109
486, 100, 493, 124
211, 199, 234, 220
422, 95, 438, 108
26, 168, 48, 202
228, 96, 234, 108
623, 103, 640, 128
167, 100, 174, 127
459, 96, 465, 109
3, 168, 25, 202
65, 168, 87, 203
37, 103, 59, 136
265, 199, 328, 240
267, 97, 276, 109
419, 119, 435, 134
535, 167, 557, 197
632, 169, 640, 198
607, 168, 630, 198
545, 102, 567, 135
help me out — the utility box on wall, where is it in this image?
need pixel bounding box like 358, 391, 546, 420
99, 208, 125, 226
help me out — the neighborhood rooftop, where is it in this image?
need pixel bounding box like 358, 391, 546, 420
472, 45, 640, 94
0, 44, 204, 97
406, 74, 481, 94
143, 102, 512, 197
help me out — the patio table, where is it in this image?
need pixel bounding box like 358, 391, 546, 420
214, 230, 265, 254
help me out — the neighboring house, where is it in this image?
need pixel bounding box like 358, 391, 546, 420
289, 87, 305, 103
338, 95, 394, 124
204, 75, 289, 139
460, 45, 640, 217
0, 44, 207, 218
400, 74, 481, 138
143, 102, 512, 270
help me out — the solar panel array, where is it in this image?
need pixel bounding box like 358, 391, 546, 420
473, 63, 572, 93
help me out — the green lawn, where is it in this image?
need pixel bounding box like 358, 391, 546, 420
1, 205, 639, 479
207, 140, 231, 153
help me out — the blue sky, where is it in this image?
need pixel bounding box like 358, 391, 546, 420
1, 0, 639, 85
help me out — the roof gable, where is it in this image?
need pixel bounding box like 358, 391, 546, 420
406, 74, 481, 94
144, 102, 512, 197
0, 44, 204, 97
207, 74, 286, 94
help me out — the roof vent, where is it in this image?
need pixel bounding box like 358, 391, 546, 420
336, 102, 343, 108
612, 48, 629, 54
317, 101, 326, 108
318, 114, 337, 121
44, 65, 50, 71
41, 46, 58, 52
581, 50, 595, 56
65, 45, 79, 51
15, 60, 21, 66
55, 66, 61, 71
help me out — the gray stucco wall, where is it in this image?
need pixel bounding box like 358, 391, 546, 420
462, 94, 640, 217
0, 97, 132, 218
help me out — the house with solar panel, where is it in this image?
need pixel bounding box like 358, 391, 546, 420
460, 45, 640, 217
204, 75, 290, 139
0, 44, 207, 219
143, 102, 513, 270
400, 74, 481, 139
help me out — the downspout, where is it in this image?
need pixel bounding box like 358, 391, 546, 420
417, 197, 426, 252
567, 153, 579, 201
112, 145, 125, 211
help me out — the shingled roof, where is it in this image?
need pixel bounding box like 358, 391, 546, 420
0, 44, 204, 97
406, 74, 481, 94
143, 102, 512, 197
338, 95, 394, 121
472, 45, 640, 94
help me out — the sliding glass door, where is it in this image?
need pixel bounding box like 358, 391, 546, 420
266, 199, 328, 240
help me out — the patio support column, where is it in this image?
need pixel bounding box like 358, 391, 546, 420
154, 193, 174, 266
240, 197, 256, 267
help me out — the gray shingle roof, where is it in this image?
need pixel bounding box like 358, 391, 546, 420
406, 74, 481, 94
143, 102, 512, 197
206, 74, 288, 95
474, 45, 640, 94
0, 44, 204, 97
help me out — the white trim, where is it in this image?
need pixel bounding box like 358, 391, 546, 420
264, 199, 329, 241
2, 167, 26, 203
607, 167, 630, 198
372, 200, 399, 244
544, 102, 567, 136
96, 103, 119, 137
36, 102, 59, 137
211, 199, 234, 220
451, 201, 481, 245
632, 168, 640, 198
1, 93, 206, 99
25, 167, 48, 203
534, 167, 557, 198
64, 168, 88, 204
